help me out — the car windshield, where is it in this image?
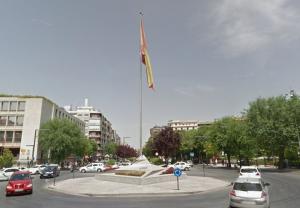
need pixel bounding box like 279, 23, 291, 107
10, 173, 30, 181
234, 183, 262, 191
44, 166, 55, 171
241, 169, 257, 173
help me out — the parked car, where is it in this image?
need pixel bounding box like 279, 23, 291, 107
79, 163, 105, 173
239, 166, 261, 178
40, 165, 60, 178
6, 171, 33, 196
229, 177, 270, 208
170, 162, 191, 171
186, 160, 194, 167
0, 167, 20, 181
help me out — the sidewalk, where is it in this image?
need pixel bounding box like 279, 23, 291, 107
47, 176, 229, 197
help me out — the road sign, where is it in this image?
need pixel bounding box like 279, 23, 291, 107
173, 167, 182, 177
190, 152, 194, 157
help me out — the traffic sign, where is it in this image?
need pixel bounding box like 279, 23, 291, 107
173, 167, 182, 177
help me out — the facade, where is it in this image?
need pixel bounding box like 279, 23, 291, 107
150, 120, 212, 136
0, 96, 85, 164
168, 120, 201, 131
65, 99, 119, 157
150, 125, 167, 138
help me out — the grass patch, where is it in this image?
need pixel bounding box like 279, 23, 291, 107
115, 170, 145, 177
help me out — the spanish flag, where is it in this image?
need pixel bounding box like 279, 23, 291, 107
140, 19, 154, 90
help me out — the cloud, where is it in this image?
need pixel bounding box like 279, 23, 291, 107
200, 0, 300, 56
175, 84, 215, 97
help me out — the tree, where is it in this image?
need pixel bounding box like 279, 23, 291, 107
116, 145, 138, 159
246, 96, 300, 169
179, 129, 197, 160
39, 119, 86, 164
103, 141, 118, 157
153, 127, 181, 164
208, 116, 254, 167
143, 137, 155, 158
0, 149, 14, 168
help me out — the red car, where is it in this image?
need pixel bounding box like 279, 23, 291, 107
6, 171, 33, 196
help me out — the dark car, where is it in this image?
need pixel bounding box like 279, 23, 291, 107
6, 171, 33, 196
40, 165, 60, 179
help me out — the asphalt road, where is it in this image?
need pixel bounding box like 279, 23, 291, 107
1, 166, 300, 208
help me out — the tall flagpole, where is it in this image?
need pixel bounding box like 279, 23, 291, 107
139, 12, 143, 155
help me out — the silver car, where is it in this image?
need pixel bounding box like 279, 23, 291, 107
229, 177, 270, 208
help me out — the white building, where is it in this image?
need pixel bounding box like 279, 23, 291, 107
167, 120, 211, 131
65, 99, 119, 157
0, 95, 85, 164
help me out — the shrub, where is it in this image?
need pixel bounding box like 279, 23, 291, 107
161, 167, 174, 175
107, 159, 116, 165
149, 157, 163, 165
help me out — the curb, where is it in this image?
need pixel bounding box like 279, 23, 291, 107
45, 183, 230, 198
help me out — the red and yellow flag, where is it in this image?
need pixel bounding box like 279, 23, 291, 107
140, 19, 154, 90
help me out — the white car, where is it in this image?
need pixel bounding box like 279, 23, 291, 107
171, 162, 191, 171
229, 177, 270, 208
239, 166, 261, 178
0, 167, 20, 181
28, 165, 43, 175
79, 163, 105, 173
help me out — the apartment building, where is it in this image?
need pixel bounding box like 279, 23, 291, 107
0, 95, 85, 164
65, 99, 119, 157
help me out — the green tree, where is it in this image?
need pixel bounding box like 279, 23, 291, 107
179, 129, 197, 160
246, 96, 299, 169
103, 141, 118, 157
208, 117, 254, 167
39, 119, 85, 164
0, 149, 14, 168
143, 137, 155, 158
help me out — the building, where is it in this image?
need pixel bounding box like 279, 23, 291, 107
150, 120, 212, 136
168, 120, 201, 131
150, 125, 167, 138
65, 99, 119, 157
0, 95, 85, 164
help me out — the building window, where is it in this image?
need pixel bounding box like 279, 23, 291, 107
7, 116, 16, 126
6, 131, 13, 142
1, 101, 9, 111
14, 131, 22, 142
16, 116, 24, 126
18, 101, 25, 111
10, 101, 17, 111
0, 116, 7, 126
0, 131, 4, 142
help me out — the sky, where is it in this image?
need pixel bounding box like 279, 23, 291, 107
1, 0, 300, 148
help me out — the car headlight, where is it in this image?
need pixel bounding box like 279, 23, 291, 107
26, 184, 32, 188
6, 185, 12, 189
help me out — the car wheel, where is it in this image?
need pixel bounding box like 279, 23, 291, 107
40, 175, 43, 179
35, 171, 39, 174
81, 169, 86, 173
97, 169, 102, 172
184, 167, 188, 171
